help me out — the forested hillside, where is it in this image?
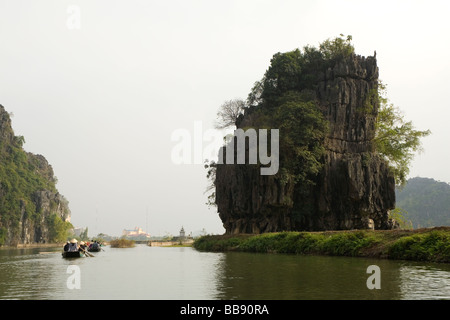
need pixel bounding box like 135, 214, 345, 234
396, 177, 450, 228
0, 104, 71, 245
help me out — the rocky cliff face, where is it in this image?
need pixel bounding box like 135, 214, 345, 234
0, 105, 71, 246
215, 53, 396, 234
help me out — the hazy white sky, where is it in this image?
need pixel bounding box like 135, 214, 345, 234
1, 0, 449, 236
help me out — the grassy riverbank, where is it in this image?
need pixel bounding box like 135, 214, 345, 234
193, 227, 450, 263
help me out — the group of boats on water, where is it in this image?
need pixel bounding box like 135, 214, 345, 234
62, 238, 104, 258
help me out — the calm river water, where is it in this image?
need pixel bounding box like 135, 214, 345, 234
0, 244, 449, 300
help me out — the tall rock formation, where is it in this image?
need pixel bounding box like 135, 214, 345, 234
215, 53, 397, 234
0, 105, 71, 246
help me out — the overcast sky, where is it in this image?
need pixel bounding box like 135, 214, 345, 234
1, 0, 449, 236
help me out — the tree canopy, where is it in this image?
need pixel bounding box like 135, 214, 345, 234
374, 82, 431, 186
257, 34, 355, 106
214, 99, 246, 129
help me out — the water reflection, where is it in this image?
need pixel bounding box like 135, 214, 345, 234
1, 246, 450, 300
0, 246, 226, 300
399, 265, 450, 300
213, 252, 450, 300
0, 247, 62, 299
213, 252, 398, 299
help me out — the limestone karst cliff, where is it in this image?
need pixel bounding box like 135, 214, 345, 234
214, 49, 397, 234
0, 105, 71, 245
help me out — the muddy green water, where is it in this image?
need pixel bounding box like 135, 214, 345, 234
0, 244, 449, 300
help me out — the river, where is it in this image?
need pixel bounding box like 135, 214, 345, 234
0, 244, 449, 300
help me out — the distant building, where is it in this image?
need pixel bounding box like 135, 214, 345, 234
179, 226, 185, 240
122, 227, 150, 240
172, 226, 192, 242
149, 226, 194, 246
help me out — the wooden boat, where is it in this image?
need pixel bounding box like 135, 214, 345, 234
88, 242, 102, 252
62, 251, 85, 258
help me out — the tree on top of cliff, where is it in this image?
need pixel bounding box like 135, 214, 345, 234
214, 99, 246, 129
318, 34, 354, 61
255, 34, 355, 106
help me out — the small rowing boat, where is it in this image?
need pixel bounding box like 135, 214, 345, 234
87, 241, 102, 252
62, 251, 85, 258
61, 238, 85, 258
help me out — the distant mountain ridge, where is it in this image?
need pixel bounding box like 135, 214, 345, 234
396, 177, 450, 228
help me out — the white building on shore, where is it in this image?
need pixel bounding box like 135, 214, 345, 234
122, 227, 150, 239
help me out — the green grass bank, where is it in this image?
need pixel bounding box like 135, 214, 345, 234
193, 227, 450, 263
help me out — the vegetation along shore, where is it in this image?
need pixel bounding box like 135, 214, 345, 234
109, 239, 135, 248
193, 227, 450, 263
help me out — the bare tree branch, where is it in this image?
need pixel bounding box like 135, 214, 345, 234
214, 99, 245, 129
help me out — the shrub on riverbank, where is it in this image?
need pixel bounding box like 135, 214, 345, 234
194, 231, 378, 256
193, 227, 450, 263
387, 230, 450, 262
110, 239, 135, 248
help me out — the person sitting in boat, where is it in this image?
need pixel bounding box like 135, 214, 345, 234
63, 241, 70, 252
68, 239, 79, 252
90, 241, 99, 250
79, 241, 87, 252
